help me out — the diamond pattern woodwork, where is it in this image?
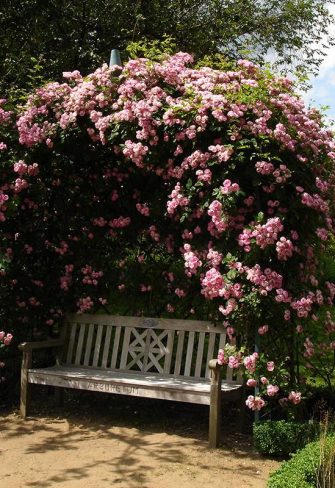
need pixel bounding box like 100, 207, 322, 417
125, 328, 170, 373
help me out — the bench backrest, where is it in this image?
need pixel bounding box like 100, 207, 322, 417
63, 314, 238, 382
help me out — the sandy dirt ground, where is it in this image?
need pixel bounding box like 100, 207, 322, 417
0, 391, 279, 488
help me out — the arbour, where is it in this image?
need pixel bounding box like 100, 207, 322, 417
0, 53, 335, 409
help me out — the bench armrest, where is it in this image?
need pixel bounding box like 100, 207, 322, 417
208, 359, 222, 370
19, 339, 65, 352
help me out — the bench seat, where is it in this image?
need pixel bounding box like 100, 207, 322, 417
28, 366, 242, 405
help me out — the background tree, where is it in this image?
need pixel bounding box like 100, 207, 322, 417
0, 0, 334, 93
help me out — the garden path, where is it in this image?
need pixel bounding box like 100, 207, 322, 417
0, 393, 279, 488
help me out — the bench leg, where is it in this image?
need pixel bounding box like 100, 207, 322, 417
209, 368, 222, 448
20, 351, 32, 419
54, 387, 64, 407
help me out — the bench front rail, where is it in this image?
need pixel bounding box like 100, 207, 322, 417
19, 315, 242, 447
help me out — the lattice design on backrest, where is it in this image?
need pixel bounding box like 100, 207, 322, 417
64, 316, 237, 381
119, 328, 173, 374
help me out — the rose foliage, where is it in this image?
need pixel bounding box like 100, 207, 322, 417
1, 54, 335, 410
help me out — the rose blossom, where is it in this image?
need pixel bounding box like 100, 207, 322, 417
217, 349, 225, 365
288, 391, 302, 405
258, 324, 269, 335
246, 395, 265, 411
267, 361, 275, 372
267, 384, 279, 396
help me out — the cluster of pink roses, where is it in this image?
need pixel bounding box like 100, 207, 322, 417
218, 348, 302, 410
0, 331, 12, 347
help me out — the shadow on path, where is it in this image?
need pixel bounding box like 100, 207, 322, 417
0, 391, 269, 488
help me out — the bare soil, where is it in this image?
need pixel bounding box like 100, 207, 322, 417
0, 390, 279, 488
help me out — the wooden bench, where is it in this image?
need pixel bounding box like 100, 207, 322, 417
19, 314, 243, 447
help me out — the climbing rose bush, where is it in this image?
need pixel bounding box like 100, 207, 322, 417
0, 53, 335, 409
0, 329, 12, 383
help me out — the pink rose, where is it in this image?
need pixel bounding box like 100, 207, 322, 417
243, 354, 257, 372
217, 349, 225, 365
228, 356, 241, 369
246, 395, 265, 411
267, 384, 279, 396
258, 325, 269, 335
288, 391, 301, 405
3, 333, 13, 346
267, 361, 275, 372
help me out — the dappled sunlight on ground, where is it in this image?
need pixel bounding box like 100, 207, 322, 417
0, 391, 279, 487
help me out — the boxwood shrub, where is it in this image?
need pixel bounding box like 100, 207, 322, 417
267, 436, 335, 488
254, 420, 317, 457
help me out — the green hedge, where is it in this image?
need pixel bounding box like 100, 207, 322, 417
254, 421, 317, 457
267, 436, 335, 488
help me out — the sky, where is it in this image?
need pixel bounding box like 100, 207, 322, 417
302, 3, 335, 125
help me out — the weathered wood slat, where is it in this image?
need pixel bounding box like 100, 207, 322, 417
218, 333, 226, 350
119, 327, 131, 369
83, 324, 94, 366
236, 370, 243, 383
164, 330, 175, 374
110, 326, 121, 369
92, 325, 104, 367
28, 370, 212, 405
66, 323, 78, 364
195, 332, 205, 377
101, 326, 112, 369
74, 324, 86, 365
28, 366, 242, 396
184, 331, 195, 376
225, 366, 233, 381
66, 314, 222, 333
205, 333, 216, 378
174, 331, 185, 376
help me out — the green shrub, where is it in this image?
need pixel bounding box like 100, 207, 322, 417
254, 420, 317, 457
267, 436, 335, 488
